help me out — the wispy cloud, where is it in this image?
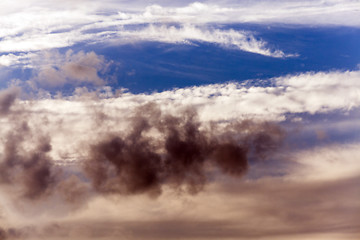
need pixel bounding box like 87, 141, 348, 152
4, 0, 358, 64
10, 1, 360, 63
113, 24, 294, 58
0, 23, 291, 61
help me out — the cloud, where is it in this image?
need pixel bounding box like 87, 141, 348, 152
0, 23, 292, 60
80, 69, 358, 122
2, 165, 359, 239
0, 96, 285, 202
31, 50, 107, 88
0, 68, 359, 239
1, 1, 323, 62
5, 0, 357, 63
112, 24, 294, 58
84, 104, 284, 196
288, 143, 360, 181
0, 2, 359, 239
0, 53, 35, 67
0, 87, 20, 116
0, 69, 355, 166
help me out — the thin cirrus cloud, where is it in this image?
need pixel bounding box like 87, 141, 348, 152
2, 0, 359, 66
4, 0, 360, 66
0, 24, 293, 66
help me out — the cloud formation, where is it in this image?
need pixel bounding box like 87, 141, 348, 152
4, 0, 358, 66
73, 69, 358, 122
0, 0, 360, 56
2, 144, 359, 239
85, 104, 284, 196
0, 67, 359, 239
0, 96, 284, 201
31, 50, 107, 89
9, 1, 354, 64
112, 24, 294, 58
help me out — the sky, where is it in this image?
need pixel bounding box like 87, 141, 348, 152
0, 0, 360, 239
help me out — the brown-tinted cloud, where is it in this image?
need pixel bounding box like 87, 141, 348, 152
0, 97, 284, 205
0, 87, 20, 116
84, 103, 285, 196
33, 50, 106, 89
0, 95, 359, 240
0, 124, 58, 200
2, 175, 359, 240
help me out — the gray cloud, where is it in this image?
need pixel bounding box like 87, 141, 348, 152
84, 103, 284, 196
0, 65, 359, 239
0, 93, 284, 211
0, 87, 20, 116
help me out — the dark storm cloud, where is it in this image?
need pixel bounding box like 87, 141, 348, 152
0, 96, 284, 203
0, 123, 59, 200
0, 94, 359, 240
85, 103, 285, 196
0, 94, 86, 203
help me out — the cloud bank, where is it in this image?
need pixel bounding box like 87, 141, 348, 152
0, 1, 360, 237
0, 67, 359, 239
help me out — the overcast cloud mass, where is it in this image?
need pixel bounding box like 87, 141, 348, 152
0, 0, 359, 240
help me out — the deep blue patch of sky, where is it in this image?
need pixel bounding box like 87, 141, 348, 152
92, 25, 360, 93
2, 24, 359, 94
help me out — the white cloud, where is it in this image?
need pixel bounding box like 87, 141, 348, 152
3, 0, 359, 62
0, 69, 356, 161
17, 68, 359, 123
289, 143, 360, 181
113, 24, 294, 58
0, 22, 291, 59
97, 69, 359, 122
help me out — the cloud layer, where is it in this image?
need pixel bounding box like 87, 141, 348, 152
4, 0, 359, 66
1, 2, 360, 238
0, 67, 360, 239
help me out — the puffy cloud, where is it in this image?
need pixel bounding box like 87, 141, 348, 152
32, 50, 107, 88
86, 69, 358, 122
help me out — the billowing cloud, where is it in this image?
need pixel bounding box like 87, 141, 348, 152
0, 1, 359, 240
65, 69, 358, 122
1, 143, 359, 239
30, 50, 107, 88
0, 67, 359, 239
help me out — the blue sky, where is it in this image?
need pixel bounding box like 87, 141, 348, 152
0, 1, 360, 239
